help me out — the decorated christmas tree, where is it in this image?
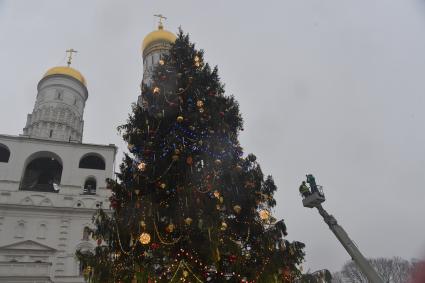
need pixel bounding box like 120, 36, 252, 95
77, 28, 305, 282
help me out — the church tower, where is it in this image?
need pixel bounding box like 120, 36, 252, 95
138, 16, 176, 110
23, 50, 88, 143
141, 15, 176, 86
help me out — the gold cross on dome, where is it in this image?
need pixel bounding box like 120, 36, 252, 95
154, 14, 167, 28
66, 48, 78, 67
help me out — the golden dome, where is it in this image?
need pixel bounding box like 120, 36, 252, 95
142, 24, 177, 52
43, 66, 87, 86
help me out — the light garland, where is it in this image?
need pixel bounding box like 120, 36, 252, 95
153, 220, 181, 245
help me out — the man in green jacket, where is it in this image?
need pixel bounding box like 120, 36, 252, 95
299, 181, 310, 198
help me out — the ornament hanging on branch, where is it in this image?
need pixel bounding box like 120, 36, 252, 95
138, 162, 146, 171
139, 232, 151, 245
166, 223, 175, 233
220, 221, 228, 231
259, 209, 270, 221
184, 217, 193, 225
194, 55, 203, 68
233, 205, 242, 214
153, 87, 160, 95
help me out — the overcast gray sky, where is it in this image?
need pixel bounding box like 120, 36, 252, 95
1, 0, 425, 273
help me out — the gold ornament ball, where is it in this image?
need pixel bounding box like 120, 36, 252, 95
139, 232, 151, 245
213, 190, 220, 198
259, 209, 270, 220
160, 183, 167, 189
137, 162, 146, 171
194, 55, 200, 62
220, 222, 228, 231
184, 217, 193, 225
177, 116, 184, 123
166, 223, 175, 233
159, 59, 165, 65
233, 205, 242, 214
235, 165, 242, 172
183, 270, 189, 277
196, 100, 204, 108
214, 159, 222, 165
153, 86, 160, 94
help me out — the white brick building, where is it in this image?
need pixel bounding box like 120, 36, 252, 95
0, 65, 116, 283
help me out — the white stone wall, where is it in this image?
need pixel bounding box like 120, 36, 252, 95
23, 76, 88, 143
0, 135, 116, 283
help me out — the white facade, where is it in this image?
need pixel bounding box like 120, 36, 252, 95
0, 71, 116, 283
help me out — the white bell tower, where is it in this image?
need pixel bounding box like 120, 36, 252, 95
138, 15, 176, 107
23, 50, 88, 143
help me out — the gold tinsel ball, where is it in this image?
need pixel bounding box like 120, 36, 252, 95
166, 223, 175, 233
233, 205, 242, 214
153, 86, 160, 94
213, 190, 220, 198
159, 59, 165, 65
139, 232, 151, 245
184, 217, 193, 225
177, 116, 184, 123
137, 162, 146, 171
220, 221, 228, 231
259, 209, 270, 220
196, 100, 204, 108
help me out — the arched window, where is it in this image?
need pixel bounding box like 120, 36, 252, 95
83, 177, 96, 195
0, 143, 10, 163
79, 154, 105, 170
20, 152, 62, 193
82, 226, 90, 241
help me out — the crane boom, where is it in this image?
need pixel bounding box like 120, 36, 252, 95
300, 175, 384, 283
316, 204, 383, 283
